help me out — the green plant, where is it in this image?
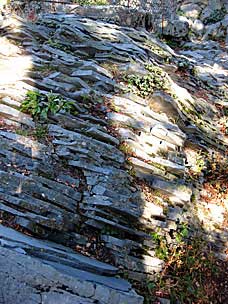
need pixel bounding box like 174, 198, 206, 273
188, 150, 207, 179
20, 90, 43, 117
20, 90, 76, 120
150, 225, 220, 304
46, 92, 75, 116
119, 142, 134, 155
15, 129, 30, 137
124, 64, 169, 98
176, 10, 185, 17
145, 41, 171, 60
15, 125, 48, 140
33, 125, 48, 139
109, 103, 121, 113
47, 39, 72, 53
151, 231, 169, 260
128, 168, 136, 177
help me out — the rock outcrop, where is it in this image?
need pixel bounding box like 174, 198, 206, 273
0, 2, 227, 303
178, 0, 228, 45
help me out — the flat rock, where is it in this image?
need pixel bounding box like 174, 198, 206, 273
0, 245, 143, 304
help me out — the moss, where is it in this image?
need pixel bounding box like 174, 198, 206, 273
46, 39, 73, 54
128, 168, 136, 177
109, 103, 121, 113
145, 41, 171, 60
190, 193, 197, 203
148, 161, 166, 172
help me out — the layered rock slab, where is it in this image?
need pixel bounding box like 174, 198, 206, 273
0, 226, 143, 304
0, 7, 227, 303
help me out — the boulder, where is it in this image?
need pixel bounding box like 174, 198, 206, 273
162, 19, 189, 38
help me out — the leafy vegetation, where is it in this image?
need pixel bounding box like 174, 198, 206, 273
187, 150, 208, 179
20, 90, 77, 120
119, 142, 134, 155
47, 39, 72, 53
145, 41, 171, 61
33, 125, 49, 139
124, 64, 170, 98
16, 125, 48, 140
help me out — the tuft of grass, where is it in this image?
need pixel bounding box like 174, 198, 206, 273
15, 125, 48, 140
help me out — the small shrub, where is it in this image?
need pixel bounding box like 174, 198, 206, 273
20, 90, 77, 120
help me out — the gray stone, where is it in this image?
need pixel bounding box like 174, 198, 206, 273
43, 259, 131, 292
203, 21, 223, 39
0, 246, 143, 304
180, 3, 202, 19
0, 104, 35, 127
2, 8, 227, 300
0, 225, 118, 275
157, 298, 170, 304
41, 292, 95, 304
49, 124, 124, 164
222, 14, 228, 27
71, 69, 115, 87
85, 215, 149, 239
162, 19, 189, 38
151, 178, 192, 204
0, 170, 81, 212
69, 160, 113, 175
192, 19, 204, 34
56, 174, 80, 188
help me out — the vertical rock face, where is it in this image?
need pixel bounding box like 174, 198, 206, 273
178, 0, 228, 43
0, 1, 227, 302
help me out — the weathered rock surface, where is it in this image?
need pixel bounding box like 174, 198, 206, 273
0, 3, 227, 303
178, 0, 228, 44
0, 236, 143, 304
